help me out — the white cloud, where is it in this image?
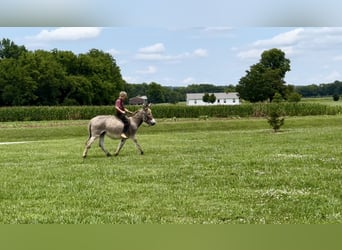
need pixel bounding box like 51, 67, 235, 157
136, 43, 208, 62
237, 48, 264, 60
238, 46, 295, 60
182, 77, 195, 84
253, 28, 304, 47
333, 55, 342, 61
136, 53, 167, 61
237, 27, 342, 61
139, 43, 165, 54
323, 70, 341, 82
27, 27, 102, 41
253, 27, 342, 49
193, 48, 208, 57
203, 26, 233, 32
123, 75, 138, 83
107, 48, 120, 56
189, 26, 235, 39
136, 66, 157, 74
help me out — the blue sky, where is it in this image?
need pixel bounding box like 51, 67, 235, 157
1, 1, 342, 86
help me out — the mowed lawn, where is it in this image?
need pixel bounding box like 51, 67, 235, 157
0, 116, 341, 223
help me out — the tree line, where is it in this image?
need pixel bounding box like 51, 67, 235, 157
0, 38, 235, 106
295, 81, 342, 97
1, 38, 341, 106
126, 83, 234, 104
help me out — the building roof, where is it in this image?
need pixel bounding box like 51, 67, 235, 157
130, 95, 147, 100
186, 92, 239, 99
129, 95, 148, 105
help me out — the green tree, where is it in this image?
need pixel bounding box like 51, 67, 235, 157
0, 53, 38, 105
163, 87, 181, 104
61, 75, 93, 105
236, 63, 273, 102
0, 38, 27, 59
236, 48, 291, 102
186, 84, 225, 93
147, 82, 165, 103
31, 50, 66, 105
267, 110, 285, 132
77, 49, 125, 105
267, 104, 285, 132
288, 92, 302, 102
52, 49, 79, 75
126, 83, 150, 100
272, 92, 283, 103
202, 93, 210, 103
333, 94, 340, 101
209, 93, 216, 103
296, 84, 319, 97
260, 48, 290, 78
224, 84, 236, 92
0, 39, 129, 106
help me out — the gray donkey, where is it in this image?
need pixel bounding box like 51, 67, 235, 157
82, 104, 156, 158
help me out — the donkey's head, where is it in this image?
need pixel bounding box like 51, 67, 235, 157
142, 103, 156, 126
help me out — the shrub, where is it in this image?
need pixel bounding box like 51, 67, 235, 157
288, 92, 302, 103
272, 92, 283, 103
267, 105, 285, 132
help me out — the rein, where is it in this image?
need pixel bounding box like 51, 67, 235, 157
129, 107, 153, 126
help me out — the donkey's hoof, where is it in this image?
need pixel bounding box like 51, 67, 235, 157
106, 152, 112, 157
140, 151, 144, 155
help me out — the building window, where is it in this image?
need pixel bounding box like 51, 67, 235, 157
233, 98, 236, 103
194, 100, 197, 104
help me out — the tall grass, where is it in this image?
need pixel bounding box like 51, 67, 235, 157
1, 103, 342, 122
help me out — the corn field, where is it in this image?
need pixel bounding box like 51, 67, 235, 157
0, 103, 341, 122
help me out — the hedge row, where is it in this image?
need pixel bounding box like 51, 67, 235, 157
152, 103, 342, 118
0, 103, 341, 122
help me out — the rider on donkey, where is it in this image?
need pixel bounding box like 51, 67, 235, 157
115, 91, 133, 139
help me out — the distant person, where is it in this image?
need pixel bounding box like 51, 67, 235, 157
115, 91, 133, 139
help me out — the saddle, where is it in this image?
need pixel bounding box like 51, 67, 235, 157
114, 114, 130, 126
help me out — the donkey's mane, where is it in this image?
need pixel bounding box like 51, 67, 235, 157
131, 109, 143, 117
132, 109, 141, 115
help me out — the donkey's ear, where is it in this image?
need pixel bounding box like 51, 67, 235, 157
143, 102, 151, 109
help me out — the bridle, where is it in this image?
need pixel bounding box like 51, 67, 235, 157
142, 109, 153, 125
130, 106, 155, 126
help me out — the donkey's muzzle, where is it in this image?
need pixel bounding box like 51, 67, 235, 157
150, 119, 156, 126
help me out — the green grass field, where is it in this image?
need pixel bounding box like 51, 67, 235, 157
301, 97, 342, 106
0, 116, 341, 223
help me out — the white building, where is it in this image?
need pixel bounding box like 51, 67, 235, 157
186, 92, 240, 106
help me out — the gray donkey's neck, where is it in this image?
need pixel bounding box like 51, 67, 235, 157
130, 109, 144, 127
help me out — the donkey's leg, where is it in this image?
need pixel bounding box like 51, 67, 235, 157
114, 139, 127, 156
133, 138, 144, 155
99, 132, 111, 157
83, 136, 98, 158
